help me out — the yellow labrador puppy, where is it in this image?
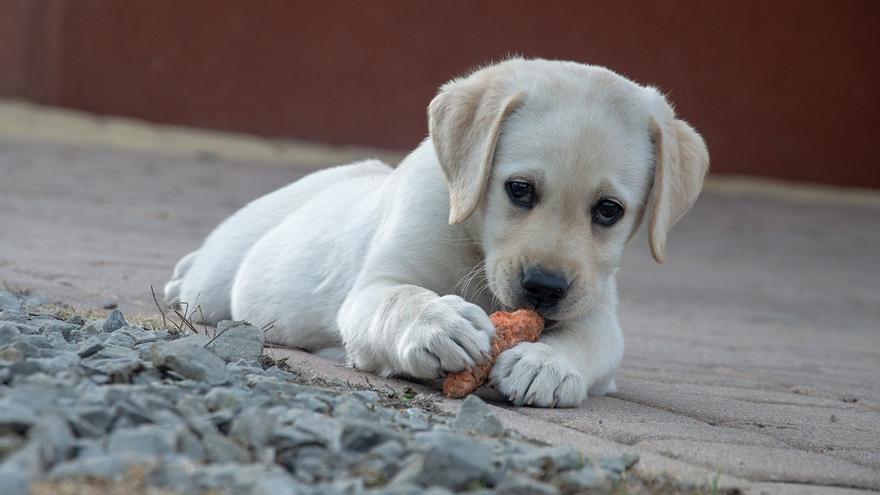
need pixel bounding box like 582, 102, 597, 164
165, 58, 708, 407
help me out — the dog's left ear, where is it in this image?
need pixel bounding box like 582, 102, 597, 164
646, 98, 710, 263
429, 69, 524, 224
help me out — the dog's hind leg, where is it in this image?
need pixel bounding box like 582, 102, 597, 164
164, 249, 199, 306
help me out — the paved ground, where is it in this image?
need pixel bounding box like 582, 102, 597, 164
1, 104, 879, 493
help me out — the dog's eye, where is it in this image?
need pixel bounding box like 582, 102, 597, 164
505, 180, 536, 208
592, 199, 624, 226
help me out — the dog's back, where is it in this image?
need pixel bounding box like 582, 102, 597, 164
164, 159, 391, 323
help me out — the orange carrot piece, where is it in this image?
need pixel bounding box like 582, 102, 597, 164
442, 309, 545, 399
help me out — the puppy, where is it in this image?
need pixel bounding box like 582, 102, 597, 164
165, 58, 709, 407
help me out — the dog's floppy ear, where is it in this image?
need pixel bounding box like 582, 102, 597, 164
429, 70, 524, 224
646, 103, 710, 263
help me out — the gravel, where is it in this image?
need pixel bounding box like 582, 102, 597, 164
0, 289, 695, 495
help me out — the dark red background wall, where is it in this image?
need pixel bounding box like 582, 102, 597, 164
2, 0, 879, 188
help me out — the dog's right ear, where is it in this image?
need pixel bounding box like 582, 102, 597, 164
428, 70, 524, 224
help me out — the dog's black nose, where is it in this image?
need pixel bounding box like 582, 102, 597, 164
521, 268, 568, 308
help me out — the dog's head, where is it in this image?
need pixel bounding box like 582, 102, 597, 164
429, 59, 709, 321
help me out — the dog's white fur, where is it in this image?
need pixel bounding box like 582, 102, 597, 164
165, 59, 708, 407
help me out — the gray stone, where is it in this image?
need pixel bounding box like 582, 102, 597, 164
0, 402, 36, 434
264, 365, 297, 381
64, 315, 84, 327
0, 291, 23, 313
292, 414, 342, 450
598, 453, 639, 478
150, 339, 229, 385
81, 346, 143, 379
22, 293, 49, 309
205, 386, 247, 412
120, 326, 160, 346
229, 407, 278, 450
394, 431, 493, 490
103, 331, 136, 348
207, 321, 265, 363
351, 390, 380, 404
0, 465, 29, 495
40, 321, 79, 341
102, 298, 118, 310
507, 445, 584, 474
341, 419, 402, 452
0, 433, 25, 457
454, 395, 504, 437
0, 324, 22, 346
76, 336, 105, 357
288, 393, 332, 414
203, 432, 250, 463
145, 457, 198, 494
67, 407, 114, 437
334, 393, 373, 419
558, 465, 606, 491
28, 414, 76, 467
286, 445, 347, 483
79, 319, 106, 338
252, 470, 303, 495
103, 310, 128, 332
495, 475, 560, 495
177, 427, 207, 462
195, 463, 294, 492
49, 453, 150, 481
107, 424, 179, 456
395, 408, 432, 431
27, 352, 79, 375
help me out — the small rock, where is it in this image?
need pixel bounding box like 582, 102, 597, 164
22, 293, 49, 309
103, 331, 137, 348
559, 465, 606, 491
0, 402, 36, 434
202, 432, 250, 463
0, 465, 29, 495
292, 414, 343, 450
340, 419, 401, 452
67, 407, 114, 437
495, 475, 560, 495
454, 395, 504, 437
0, 291, 23, 314
0, 323, 22, 346
101, 298, 118, 310
145, 457, 198, 493
207, 321, 265, 362
395, 408, 432, 431
49, 453, 149, 481
103, 310, 128, 333
507, 445, 584, 474
28, 414, 76, 467
229, 407, 278, 450
64, 315, 85, 327
81, 346, 143, 379
334, 393, 372, 419
151, 339, 229, 385
76, 336, 105, 357
252, 470, 303, 495
393, 431, 493, 490
107, 424, 178, 456
351, 390, 380, 404
598, 453, 640, 478
0, 346, 24, 364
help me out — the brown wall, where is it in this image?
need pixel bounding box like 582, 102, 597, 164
2, 1, 879, 187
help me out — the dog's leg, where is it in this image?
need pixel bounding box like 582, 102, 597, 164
164, 250, 199, 305
490, 293, 624, 408
338, 283, 495, 379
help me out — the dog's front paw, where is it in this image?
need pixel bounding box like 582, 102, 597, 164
490, 342, 587, 407
397, 295, 495, 379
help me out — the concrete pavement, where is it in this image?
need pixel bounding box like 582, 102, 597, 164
1, 102, 878, 493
